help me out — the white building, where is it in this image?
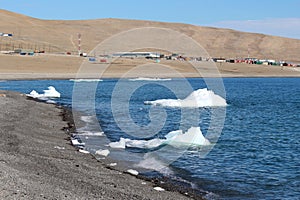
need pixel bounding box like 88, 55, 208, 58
112, 52, 160, 59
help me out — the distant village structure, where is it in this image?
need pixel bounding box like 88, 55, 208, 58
0, 30, 299, 67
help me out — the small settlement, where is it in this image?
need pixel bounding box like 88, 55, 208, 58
91, 52, 300, 67
1, 32, 299, 68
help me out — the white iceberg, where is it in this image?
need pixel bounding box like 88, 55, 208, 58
144, 88, 227, 108
165, 127, 211, 147
27, 86, 61, 98
109, 127, 210, 150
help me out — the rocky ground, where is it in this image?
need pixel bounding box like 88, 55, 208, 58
0, 90, 194, 200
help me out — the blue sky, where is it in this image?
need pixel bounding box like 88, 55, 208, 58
1, 0, 300, 39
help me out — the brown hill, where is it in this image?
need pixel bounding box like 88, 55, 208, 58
0, 9, 300, 62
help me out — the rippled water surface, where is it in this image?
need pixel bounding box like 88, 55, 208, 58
1, 78, 299, 199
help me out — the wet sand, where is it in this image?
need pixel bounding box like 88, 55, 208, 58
0, 90, 194, 200
0, 54, 299, 80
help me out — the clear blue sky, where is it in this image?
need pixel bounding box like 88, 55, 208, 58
1, 0, 300, 39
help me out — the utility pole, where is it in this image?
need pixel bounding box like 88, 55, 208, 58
78, 33, 81, 55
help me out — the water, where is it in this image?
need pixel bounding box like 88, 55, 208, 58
1, 78, 299, 199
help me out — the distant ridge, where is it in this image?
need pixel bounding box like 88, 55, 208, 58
0, 9, 299, 62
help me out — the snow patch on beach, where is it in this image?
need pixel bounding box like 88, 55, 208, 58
109, 127, 210, 150
153, 187, 165, 191
145, 88, 227, 107
79, 149, 90, 154
27, 86, 61, 99
129, 77, 172, 81
69, 79, 103, 82
108, 163, 117, 167
127, 169, 139, 176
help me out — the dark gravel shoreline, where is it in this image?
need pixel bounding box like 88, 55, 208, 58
61, 96, 207, 200
0, 90, 197, 200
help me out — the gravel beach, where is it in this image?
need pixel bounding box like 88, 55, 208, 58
0, 90, 193, 200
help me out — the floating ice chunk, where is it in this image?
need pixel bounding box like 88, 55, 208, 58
166, 127, 211, 146
43, 86, 60, 98
112, 130, 206, 149
80, 116, 94, 123
109, 138, 127, 149
78, 131, 104, 136
69, 79, 103, 82
111, 127, 210, 150
71, 139, 85, 146
79, 149, 90, 154
28, 90, 39, 98
125, 138, 163, 149
109, 137, 163, 149
153, 187, 165, 191
145, 88, 227, 108
95, 149, 110, 157
129, 77, 172, 81
127, 169, 139, 176
27, 86, 60, 98
46, 100, 56, 104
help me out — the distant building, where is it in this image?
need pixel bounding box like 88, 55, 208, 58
112, 52, 160, 59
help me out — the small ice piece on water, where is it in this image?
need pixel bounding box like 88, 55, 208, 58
95, 149, 110, 157
109, 138, 127, 149
46, 100, 56, 104
127, 169, 139, 176
71, 139, 85, 146
109, 137, 163, 149
69, 79, 103, 82
78, 149, 90, 154
153, 187, 165, 191
80, 116, 94, 123
125, 138, 163, 149
129, 77, 172, 81
79, 131, 104, 136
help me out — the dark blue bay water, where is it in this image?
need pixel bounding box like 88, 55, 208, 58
1, 78, 299, 200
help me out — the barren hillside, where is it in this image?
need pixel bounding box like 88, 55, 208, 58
0, 9, 300, 62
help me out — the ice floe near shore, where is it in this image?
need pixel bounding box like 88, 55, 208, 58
27, 86, 60, 99
69, 79, 103, 82
109, 127, 210, 150
144, 88, 227, 108
95, 149, 110, 157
